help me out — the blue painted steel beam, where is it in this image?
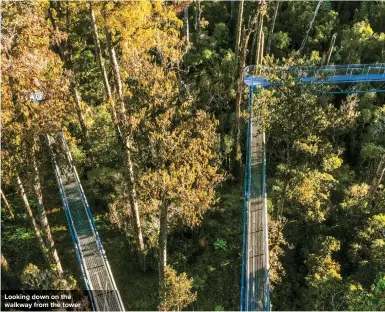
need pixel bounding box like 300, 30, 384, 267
244, 63, 385, 93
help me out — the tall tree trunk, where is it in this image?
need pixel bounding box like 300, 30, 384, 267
184, 7, 190, 53
70, 81, 88, 144
255, 4, 266, 68
124, 136, 145, 257
31, 147, 64, 276
232, 9, 261, 176
48, 8, 89, 144
368, 153, 385, 204
228, 1, 234, 38
325, 32, 337, 65
300, 0, 323, 52
158, 201, 168, 287
266, 1, 280, 56
103, 18, 146, 264
234, 0, 244, 56
257, 31, 265, 69
89, 2, 123, 143
90, 2, 112, 101
16, 173, 50, 264
1, 254, 11, 276
1, 190, 15, 220
249, 12, 260, 64
104, 28, 125, 116
194, 0, 200, 31
232, 29, 254, 176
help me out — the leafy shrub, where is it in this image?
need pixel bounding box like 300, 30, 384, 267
159, 265, 197, 311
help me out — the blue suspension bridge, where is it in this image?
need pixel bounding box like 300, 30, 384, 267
240, 63, 385, 311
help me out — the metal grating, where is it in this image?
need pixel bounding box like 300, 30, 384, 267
48, 134, 125, 311
241, 89, 270, 311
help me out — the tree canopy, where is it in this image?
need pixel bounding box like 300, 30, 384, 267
1, 1, 384, 311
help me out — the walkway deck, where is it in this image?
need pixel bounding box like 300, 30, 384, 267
48, 134, 125, 311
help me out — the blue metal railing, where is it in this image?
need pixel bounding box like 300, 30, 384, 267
240, 87, 252, 311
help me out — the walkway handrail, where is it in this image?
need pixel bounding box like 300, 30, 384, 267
245, 63, 385, 75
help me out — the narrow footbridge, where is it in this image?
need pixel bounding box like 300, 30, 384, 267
47, 133, 125, 311
240, 63, 385, 311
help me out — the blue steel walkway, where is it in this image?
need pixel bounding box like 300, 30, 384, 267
48, 133, 125, 311
241, 63, 385, 312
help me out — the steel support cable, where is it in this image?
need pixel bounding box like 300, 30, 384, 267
262, 129, 270, 311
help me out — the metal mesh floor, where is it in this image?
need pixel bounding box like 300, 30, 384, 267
49, 134, 125, 311
246, 119, 269, 311
242, 115, 270, 311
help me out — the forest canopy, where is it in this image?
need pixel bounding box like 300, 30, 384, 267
1, 1, 385, 311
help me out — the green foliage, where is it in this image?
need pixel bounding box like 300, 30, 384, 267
192, 275, 205, 291
346, 275, 385, 311
159, 265, 197, 311
6, 226, 33, 242
323, 155, 343, 172
212, 23, 229, 47
21, 264, 77, 290
338, 20, 385, 63
273, 31, 291, 50
215, 304, 225, 311
213, 239, 227, 250
3, 2, 385, 311
361, 143, 385, 161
